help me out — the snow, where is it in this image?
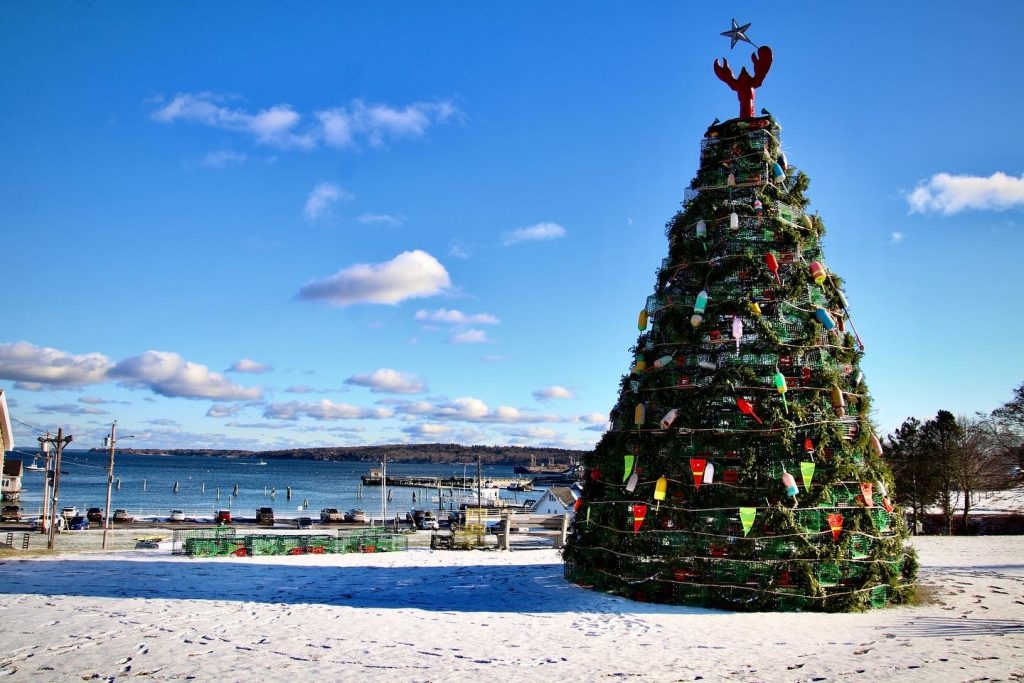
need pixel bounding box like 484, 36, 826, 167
0, 537, 1021, 681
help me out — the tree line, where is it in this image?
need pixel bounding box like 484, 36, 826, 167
887, 382, 1023, 535
109, 443, 585, 466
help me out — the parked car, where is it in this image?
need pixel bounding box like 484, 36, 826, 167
87, 507, 104, 523
256, 507, 275, 525
292, 516, 314, 529
345, 509, 367, 523
61, 506, 78, 519
320, 507, 344, 523
168, 509, 185, 522
417, 513, 439, 531
215, 509, 232, 524
68, 516, 90, 531
113, 509, 134, 523
1, 505, 22, 522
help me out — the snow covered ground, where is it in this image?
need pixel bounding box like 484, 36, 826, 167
0, 536, 1021, 682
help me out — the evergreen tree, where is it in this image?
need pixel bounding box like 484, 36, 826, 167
887, 417, 937, 534
918, 410, 963, 536
563, 29, 915, 612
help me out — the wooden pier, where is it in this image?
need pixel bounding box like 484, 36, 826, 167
360, 469, 529, 489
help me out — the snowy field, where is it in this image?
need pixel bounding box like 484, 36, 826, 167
0, 536, 1021, 682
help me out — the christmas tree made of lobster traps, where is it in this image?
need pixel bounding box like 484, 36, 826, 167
563, 21, 916, 612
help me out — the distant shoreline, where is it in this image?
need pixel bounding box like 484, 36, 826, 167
85, 443, 588, 467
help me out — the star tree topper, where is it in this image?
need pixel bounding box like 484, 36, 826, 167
720, 18, 757, 49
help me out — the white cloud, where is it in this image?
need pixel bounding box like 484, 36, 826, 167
111, 351, 263, 401
36, 403, 108, 416
356, 213, 405, 227
226, 420, 294, 430
533, 386, 576, 402
907, 172, 1024, 214
13, 381, 45, 391
297, 250, 451, 307
316, 99, 459, 149
501, 222, 566, 246
579, 412, 609, 424
344, 368, 426, 394
505, 426, 559, 440
199, 150, 247, 168
284, 385, 320, 394
151, 92, 316, 149
401, 423, 452, 438
890, 231, 904, 244
304, 182, 352, 220
450, 329, 489, 344
263, 399, 394, 421
227, 358, 273, 374
78, 396, 128, 406
448, 241, 471, 259
206, 404, 243, 418
0, 342, 112, 386
392, 397, 562, 424
415, 309, 500, 325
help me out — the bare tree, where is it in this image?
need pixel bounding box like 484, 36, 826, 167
953, 415, 1012, 531
992, 382, 1024, 485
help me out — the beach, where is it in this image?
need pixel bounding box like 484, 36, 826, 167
0, 534, 1021, 681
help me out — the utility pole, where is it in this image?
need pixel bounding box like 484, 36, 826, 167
102, 421, 116, 549
39, 428, 72, 551
380, 452, 388, 526
40, 435, 52, 535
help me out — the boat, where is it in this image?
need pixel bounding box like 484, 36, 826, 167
507, 480, 534, 492
25, 456, 45, 472
513, 454, 573, 475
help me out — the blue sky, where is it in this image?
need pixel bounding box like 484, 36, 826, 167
2, 2, 1023, 452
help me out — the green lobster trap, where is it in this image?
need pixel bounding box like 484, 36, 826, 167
173, 526, 236, 555
869, 508, 891, 532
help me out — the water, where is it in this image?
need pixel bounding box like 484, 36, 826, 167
15, 451, 539, 522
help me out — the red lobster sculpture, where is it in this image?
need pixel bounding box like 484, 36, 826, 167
713, 45, 773, 119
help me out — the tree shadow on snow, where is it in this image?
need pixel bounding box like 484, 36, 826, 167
0, 555, 717, 615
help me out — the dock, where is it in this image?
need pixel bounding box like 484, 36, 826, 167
360, 470, 530, 489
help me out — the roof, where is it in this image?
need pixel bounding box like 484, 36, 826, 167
3, 460, 23, 477
547, 486, 579, 508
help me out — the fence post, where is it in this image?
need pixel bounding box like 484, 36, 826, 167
556, 514, 568, 548
499, 514, 511, 551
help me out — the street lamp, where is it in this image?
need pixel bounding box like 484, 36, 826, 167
102, 421, 133, 549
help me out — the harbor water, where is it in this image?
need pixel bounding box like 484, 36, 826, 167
14, 451, 542, 522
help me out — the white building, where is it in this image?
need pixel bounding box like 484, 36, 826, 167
531, 486, 580, 517
0, 389, 12, 498
1, 459, 22, 501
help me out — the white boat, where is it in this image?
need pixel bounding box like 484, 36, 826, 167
25, 456, 45, 472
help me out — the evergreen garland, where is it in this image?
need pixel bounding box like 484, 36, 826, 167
563, 115, 917, 612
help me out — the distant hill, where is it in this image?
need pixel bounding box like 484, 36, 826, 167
105, 443, 587, 466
